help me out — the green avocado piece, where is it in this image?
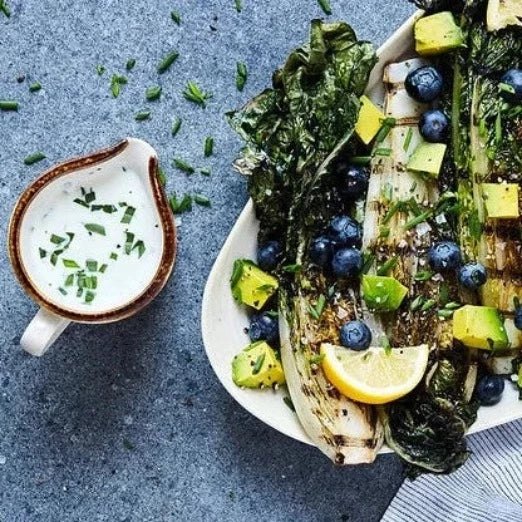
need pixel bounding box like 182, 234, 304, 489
407, 141, 447, 179
453, 305, 508, 350
232, 341, 285, 388
362, 274, 408, 311
414, 11, 464, 56
230, 259, 278, 310
482, 183, 520, 219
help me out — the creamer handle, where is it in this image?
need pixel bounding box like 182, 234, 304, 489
20, 308, 70, 357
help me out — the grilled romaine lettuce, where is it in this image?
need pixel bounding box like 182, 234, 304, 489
228, 20, 383, 463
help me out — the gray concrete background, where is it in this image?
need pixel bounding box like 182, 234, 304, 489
0, 1, 414, 520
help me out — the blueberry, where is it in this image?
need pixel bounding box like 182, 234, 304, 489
309, 236, 335, 268
419, 109, 449, 143
257, 240, 282, 271
405, 66, 443, 103
328, 216, 362, 247
458, 262, 487, 290
476, 375, 505, 406
336, 163, 368, 198
331, 248, 363, 278
515, 306, 522, 331
428, 241, 461, 271
500, 69, 522, 104
340, 320, 372, 351
249, 312, 279, 346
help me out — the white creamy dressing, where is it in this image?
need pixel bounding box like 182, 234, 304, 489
19, 165, 163, 314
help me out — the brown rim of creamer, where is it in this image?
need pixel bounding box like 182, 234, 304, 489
8, 139, 177, 323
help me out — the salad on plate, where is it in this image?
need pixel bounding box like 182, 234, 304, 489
223, 0, 522, 476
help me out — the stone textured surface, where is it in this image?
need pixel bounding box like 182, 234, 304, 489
0, 1, 414, 520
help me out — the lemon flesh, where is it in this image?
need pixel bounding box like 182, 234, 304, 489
487, 0, 522, 32
320, 343, 429, 405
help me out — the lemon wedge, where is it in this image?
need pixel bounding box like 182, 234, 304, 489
320, 343, 429, 405
487, 0, 522, 32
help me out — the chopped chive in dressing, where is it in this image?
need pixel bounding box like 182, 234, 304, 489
62, 259, 80, 269
50, 234, 66, 245
124, 232, 135, 254
39, 248, 47, 258
86, 260, 98, 272
132, 240, 146, 258
84, 223, 106, 236
121, 206, 136, 224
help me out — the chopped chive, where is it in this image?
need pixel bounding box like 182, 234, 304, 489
50, 234, 66, 245
376, 256, 398, 276
361, 251, 375, 274
121, 205, 136, 224
39, 248, 47, 259
309, 354, 325, 365
414, 270, 433, 281
234, 0, 242, 12
283, 396, 295, 411
158, 167, 167, 186
91, 204, 117, 214
410, 295, 424, 311
157, 51, 179, 74
438, 309, 454, 318
252, 353, 265, 375
65, 274, 74, 287
62, 259, 80, 269
73, 198, 90, 208
124, 232, 135, 254
85, 275, 98, 290
0, 0, 11, 17
145, 85, 162, 101
0, 100, 18, 111
420, 298, 436, 312
404, 209, 432, 230
374, 147, 392, 157
194, 194, 211, 207
381, 183, 393, 203
29, 82, 42, 92
58, 287, 68, 296
182, 81, 212, 108
50, 252, 60, 266
171, 117, 182, 137
76, 287, 83, 298
349, 155, 372, 166
379, 226, 390, 238
236, 62, 248, 91
403, 127, 413, 151
495, 112, 502, 145
382, 201, 405, 225
135, 110, 151, 121
84, 189, 96, 204
110, 74, 128, 98
118, 201, 127, 207
99, 264, 108, 273
439, 284, 449, 306
204, 136, 214, 157
282, 264, 301, 273
200, 167, 211, 176
126, 58, 136, 70
317, 0, 332, 15
132, 240, 146, 258
84, 291, 95, 304
309, 295, 326, 320
110, 252, 118, 261
171, 11, 181, 24
444, 301, 461, 310
86, 259, 98, 272
84, 223, 106, 236
96, 64, 106, 76
169, 193, 192, 214
24, 153, 46, 165
173, 158, 195, 174
374, 117, 396, 143
407, 197, 422, 216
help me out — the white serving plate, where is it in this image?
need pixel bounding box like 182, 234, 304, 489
201, 12, 522, 452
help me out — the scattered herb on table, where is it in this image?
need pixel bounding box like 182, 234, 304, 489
135, 110, 151, 121
173, 158, 195, 174
110, 74, 128, 98
171, 11, 181, 24
234, 0, 242, 12
0, 0, 11, 17
182, 81, 212, 108
24, 153, 46, 165
157, 51, 179, 74
200, 167, 211, 176
157, 167, 167, 186
0, 100, 18, 111
96, 64, 105, 76
236, 62, 248, 91
282, 264, 302, 273
194, 194, 211, 207
125, 59, 136, 70
169, 192, 192, 214
204, 136, 214, 157
145, 85, 162, 101
317, 0, 332, 15
29, 82, 41, 92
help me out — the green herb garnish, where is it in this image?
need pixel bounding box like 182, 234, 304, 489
309, 354, 325, 365
169, 193, 192, 214
173, 158, 195, 174
84, 188, 96, 204
404, 209, 432, 230
50, 234, 66, 245
283, 396, 295, 412
126, 59, 136, 70
65, 274, 74, 287
171, 117, 182, 137
234, 0, 242, 12
349, 156, 372, 165
236, 62, 248, 91
194, 194, 211, 207
110, 74, 128, 98
414, 270, 433, 281
84, 291, 95, 304
29, 82, 42, 92
39, 248, 47, 259
132, 240, 146, 258
96, 64, 105, 76
62, 259, 80, 269
171, 11, 181, 24
124, 232, 135, 255
374, 147, 392, 157
91, 204, 117, 214
410, 295, 424, 311
145, 85, 162, 101
375, 117, 396, 143
420, 298, 436, 312
135, 110, 151, 121
204, 136, 214, 157
73, 198, 90, 208
157, 51, 179, 73
84, 223, 106, 236
252, 353, 265, 375
58, 287, 67, 296
121, 205, 136, 224
200, 167, 211, 176
309, 295, 326, 320
317, 0, 332, 15
377, 257, 398, 276
86, 260, 98, 272
0, 100, 18, 111
403, 127, 413, 151
182, 81, 212, 107
282, 264, 301, 273
0, 0, 11, 17
110, 252, 118, 261
24, 153, 46, 165
99, 264, 108, 274
157, 167, 167, 186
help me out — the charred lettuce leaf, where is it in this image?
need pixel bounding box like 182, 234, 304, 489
382, 348, 479, 477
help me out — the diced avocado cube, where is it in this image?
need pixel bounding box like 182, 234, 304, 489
414, 12, 464, 56
362, 274, 408, 311
355, 95, 386, 145
231, 259, 278, 310
407, 141, 447, 178
232, 341, 285, 388
453, 305, 508, 350
482, 183, 519, 219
